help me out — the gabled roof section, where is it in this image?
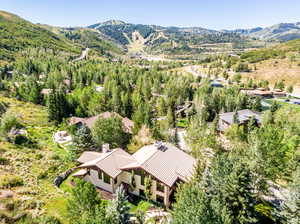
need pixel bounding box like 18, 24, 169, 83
78, 149, 136, 178
219, 109, 262, 125
69, 112, 134, 133
77, 151, 102, 163
121, 143, 196, 187
77, 143, 196, 187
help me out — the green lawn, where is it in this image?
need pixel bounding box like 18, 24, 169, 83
265, 98, 300, 112
0, 93, 75, 223
176, 118, 189, 128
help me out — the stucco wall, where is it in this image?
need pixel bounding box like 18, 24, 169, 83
83, 169, 172, 206
84, 169, 113, 192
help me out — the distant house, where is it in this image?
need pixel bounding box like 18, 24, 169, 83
218, 109, 262, 132
40, 88, 53, 95
272, 89, 287, 98
74, 142, 196, 207
241, 89, 273, 98
210, 81, 224, 88
95, 85, 104, 92
241, 89, 287, 98
69, 112, 134, 134
63, 79, 71, 88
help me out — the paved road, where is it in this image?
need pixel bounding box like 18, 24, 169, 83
73, 48, 89, 62
177, 129, 191, 152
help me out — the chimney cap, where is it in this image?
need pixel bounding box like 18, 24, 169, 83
102, 143, 110, 153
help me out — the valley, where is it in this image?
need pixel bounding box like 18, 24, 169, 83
0, 7, 300, 224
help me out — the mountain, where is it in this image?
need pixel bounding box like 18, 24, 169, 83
87, 20, 246, 55
0, 10, 80, 62
223, 23, 300, 41
88, 20, 126, 28
223, 27, 263, 35
248, 23, 300, 41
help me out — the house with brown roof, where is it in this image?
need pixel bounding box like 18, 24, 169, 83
241, 89, 273, 98
74, 142, 196, 207
69, 112, 134, 134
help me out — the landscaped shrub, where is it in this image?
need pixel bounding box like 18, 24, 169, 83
38, 215, 62, 224
0, 175, 24, 188
13, 134, 29, 145
37, 171, 48, 180
0, 113, 21, 140
0, 157, 8, 165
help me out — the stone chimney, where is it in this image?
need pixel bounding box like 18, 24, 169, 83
102, 144, 110, 153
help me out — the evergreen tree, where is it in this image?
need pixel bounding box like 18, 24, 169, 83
233, 110, 239, 124
67, 180, 102, 224
106, 185, 131, 224
47, 88, 69, 123
279, 167, 300, 224
72, 124, 95, 153
286, 85, 294, 94
172, 182, 216, 224
167, 106, 175, 128
209, 156, 259, 224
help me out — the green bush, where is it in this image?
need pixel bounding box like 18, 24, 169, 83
38, 215, 62, 224
0, 175, 24, 188
0, 157, 8, 165
0, 113, 20, 137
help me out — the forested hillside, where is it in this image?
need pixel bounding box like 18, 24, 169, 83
0, 11, 80, 63
0, 9, 300, 224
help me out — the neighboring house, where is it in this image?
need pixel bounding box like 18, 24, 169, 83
272, 89, 287, 98
74, 142, 196, 207
40, 88, 53, 95
218, 109, 262, 132
241, 89, 273, 98
69, 112, 134, 133
210, 81, 224, 88
241, 89, 287, 98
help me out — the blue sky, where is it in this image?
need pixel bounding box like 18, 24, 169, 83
1, 0, 300, 29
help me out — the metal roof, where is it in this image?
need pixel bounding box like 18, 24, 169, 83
69, 112, 134, 133
77, 143, 196, 187
219, 109, 262, 125
122, 143, 196, 187
78, 149, 136, 178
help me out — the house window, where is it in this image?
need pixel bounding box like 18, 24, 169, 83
156, 182, 164, 193
98, 171, 102, 180
103, 173, 111, 184
135, 169, 145, 185
139, 189, 146, 198
156, 195, 164, 204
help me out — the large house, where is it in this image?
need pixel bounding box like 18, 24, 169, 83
218, 109, 262, 132
73, 142, 196, 207
241, 89, 287, 99
69, 112, 134, 133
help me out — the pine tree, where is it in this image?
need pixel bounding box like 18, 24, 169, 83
72, 125, 95, 153
167, 106, 175, 128
233, 110, 239, 124
172, 182, 216, 224
67, 180, 102, 224
280, 167, 300, 224
210, 156, 259, 224
47, 88, 69, 123
106, 185, 131, 224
